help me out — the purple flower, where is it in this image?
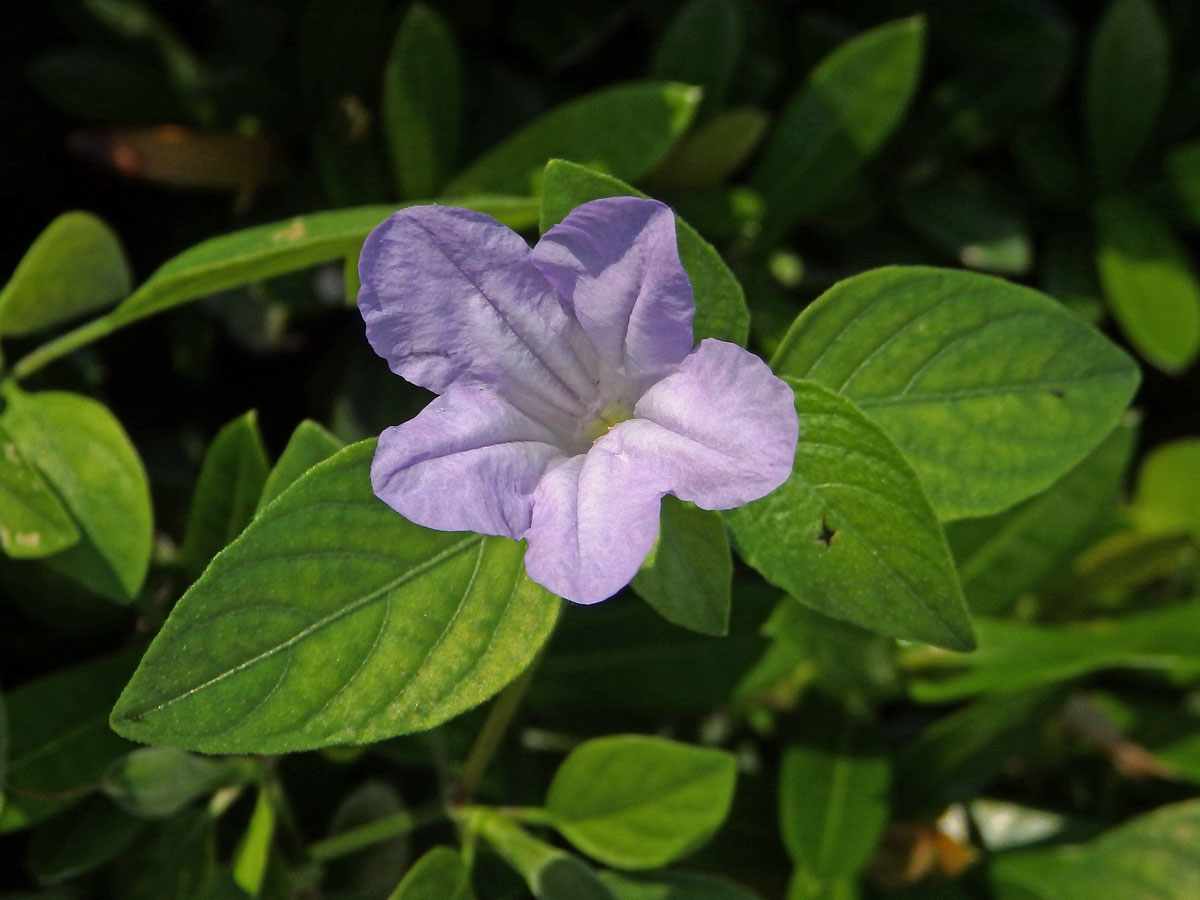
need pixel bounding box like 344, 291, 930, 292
358, 197, 798, 605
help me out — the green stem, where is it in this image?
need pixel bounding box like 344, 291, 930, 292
307, 803, 445, 861
12, 315, 117, 381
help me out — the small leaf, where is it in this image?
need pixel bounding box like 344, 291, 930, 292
102, 747, 249, 818
750, 17, 924, 242
632, 496, 731, 636
180, 410, 269, 579
1094, 196, 1200, 372
771, 266, 1141, 520
389, 847, 474, 900
647, 107, 769, 191
545, 735, 737, 870
1085, 0, 1170, 186
0, 212, 131, 336
111, 441, 560, 753
444, 82, 700, 197
28, 796, 146, 885
257, 420, 343, 512
1, 389, 153, 602
232, 787, 275, 897
324, 781, 411, 897
0, 422, 79, 559
650, 0, 743, 118
600, 870, 763, 900
540, 160, 749, 346
726, 380, 974, 651
479, 813, 616, 900
1131, 438, 1200, 540
382, 3, 462, 198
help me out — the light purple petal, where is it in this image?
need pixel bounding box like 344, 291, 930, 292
531, 197, 694, 391
371, 384, 566, 540
620, 338, 799, 509
523, 449, 666, 605
358, 206, 600, 424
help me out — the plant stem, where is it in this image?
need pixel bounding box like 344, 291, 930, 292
11, 315, 117, 381
307, 803, 445, 861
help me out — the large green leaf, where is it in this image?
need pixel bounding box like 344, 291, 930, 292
779, 697, 890, 888
632, 496, 731, 637
0, 211, 131, 336
947, 420, 1136, 614
727, 379, 974, 651
1131, 437, 1200, 540
389, 847, 474, 900
540, 159, 750, 346
1094, 196, 1200, 373
750, 17, 924, 242
1, 389, 153, 602
0, 422, 79, 559
382, 4, 462, 198
544, 735, 737, 870
107, 197, 540, 328
444, 82, 700, 196
771, 266, 1140, 520
1084, 0, 1170, 186
650, 0, 742, 118
111, 440, 560, 753
1, 652, 136, 832
180, 410, 269, 579
256, 419, 343, 512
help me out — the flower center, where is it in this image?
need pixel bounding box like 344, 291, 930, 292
583, 399, 634, 442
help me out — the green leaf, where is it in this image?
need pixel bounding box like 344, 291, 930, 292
180, 410, 269, 579
947, 420, 1136, 614
1, 389, 153, 602
600, 870, 763, 900
650, 0, 743, 118
1084, 0, 1170, 186
0, 422, 79, 559
479, 813, 616, 900
771, 266, 1141, 520
389, 847, 474, 900
111, 440, 560, 753
632, 496, 731, 636
1132, 438, 1200, 540
257, 419, 343, 512
540, 159, 750, 346
544, 735, 737, 870
112, 807, 217, 900
647, 107, 768, 191
320, 781, 411, 896
382, 4, 462, 198
28, 797, 146, 885
726, 379, 974, 651
1040, 230, 1105, 323
1166, 140, 1200, 226
1094, 196, 1200, 372
992, 799, 1200, 899
102, 747, 250, 818
1, 651, 135, 832
0, 212, 131, 336
908, 602, 1200, 702
444, 82, 700, 196
750, 17, 924, 242
232, 787, 275, 897
109, 198, 540, 327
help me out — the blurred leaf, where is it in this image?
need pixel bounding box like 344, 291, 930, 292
113, 807, 217, 900
257, 420, 343, 512
895, 176, 1032, 275
600, 870, 763, 900
1085, 0, 1170, 186
325, 781, 411, 899
28, 797, 146, 885
180, 410, 269, 579
1094, 195, 1200, 372
750, 17, 925, 242
102, 747, 248, 818
111, 441, 560, 753
1041, 231, 1105, 323
545, 735, 737, 870
389, 847, 473, 900
0, 211, 131, 337
0, 423, 79, 559
0, 652, 135, 832
1131, 438, 1200, 540
29, 49, 184, 123
728, 380, 973, 651
779, 696, 890, 886
232, 787, 275, 897
445, 82, 701, 196
1068, 530, 1195, 602
632, 496, 731, 637
1012, 119, 1087, 209
540, 160, 750, 346
947, 419, 1136, 614
908, 602, 1200, 702
772, 266, 1141, 520
1166, 141, 1200, 226
1, 389, 152, 603
650, 0, 743, 118
992, 798, 1200, 899
479, 814, 616, 900
647, 107, 768, 191
382, 3, 462, 198
107, 198, 540, 329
